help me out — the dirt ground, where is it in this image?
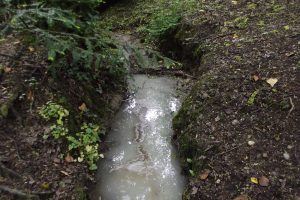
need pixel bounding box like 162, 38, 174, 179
171, 1, 300, 199
0, 37, 124, 199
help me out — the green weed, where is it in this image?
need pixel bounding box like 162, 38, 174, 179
40, 102, 103, 170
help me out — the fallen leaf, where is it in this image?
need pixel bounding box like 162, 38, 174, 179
28, 47, 35, 52
199, 169, 210, 180
233, 33, 239, 39
250, 177, 258, 184
283, 25, 290, 30
60, 171, 70, 176
259, 176, 269, 186
189, 170, 196, 177
253, 75, 259, 81
234, 194, 249, 200
65, 153, 74, 163
41, 182, 50, 190
79, 103, 87, 112
4, 67, 12, 73
27, 90, 34, 102
77, 157, 84, 162
266, 78, 278, 87
191, 186, 198, 195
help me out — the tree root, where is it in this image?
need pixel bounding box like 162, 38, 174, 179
0, 185, 39, 199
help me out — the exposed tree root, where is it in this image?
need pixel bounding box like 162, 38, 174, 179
0, 185, 39, 200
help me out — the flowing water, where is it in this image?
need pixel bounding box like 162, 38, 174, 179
91, 75, 185, 200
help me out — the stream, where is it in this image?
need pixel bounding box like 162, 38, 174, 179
91, 74, 186, 200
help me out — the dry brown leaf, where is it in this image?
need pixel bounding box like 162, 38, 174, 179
234, 194, 249, 200
4, 67, 12, 73
253, 75, 259, 81
65, 153, 74, 163
28, 47, 35, 52
79, 103, 87, 112
259, 176, 269, 186
27, 90, 34, 102
199, 169, 210, 180
60, 171, 70, 176
266, 78, 278, 87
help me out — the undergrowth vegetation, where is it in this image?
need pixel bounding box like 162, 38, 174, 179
0, 0, 126, 171
0, 0, 126, 82
39, 101, 103, 170
99, 0, 204, 42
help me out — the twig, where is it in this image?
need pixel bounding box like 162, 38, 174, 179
213, 142, 245, 157
0, 185, 39, 199
287, 97, 295, 118
0, 162, 22, 179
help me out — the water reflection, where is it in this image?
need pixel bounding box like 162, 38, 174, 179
92, 75, 185, 200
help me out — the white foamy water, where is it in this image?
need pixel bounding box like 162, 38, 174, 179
91, 75, 185, 200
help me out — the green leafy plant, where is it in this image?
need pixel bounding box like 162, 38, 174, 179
1, 0, 126, 83
39, 102, 103, 170
67, 123, 102, 170
233, 16, 249, 29
247, 90, 259, 106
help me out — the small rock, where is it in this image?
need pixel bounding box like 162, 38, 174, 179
53, 158, 61, 163
262, 153, 268, 158
287, 145, 293, 149
283, 152, 290, 160
232, 119, 239, 125
259, 176, 270, 187
216, 179, 221, 184
215, 116, 221, 122
248, 141, 255, 146
191, 186, 198, 195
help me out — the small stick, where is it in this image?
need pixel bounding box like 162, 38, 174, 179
213, 142, 245, 157
0, 162, 22, 179
287, 97, 295, 118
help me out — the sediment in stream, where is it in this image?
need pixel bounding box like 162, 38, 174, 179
91, 75, 186, 200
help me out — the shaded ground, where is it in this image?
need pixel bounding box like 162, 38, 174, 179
171, 1, 300, 199
99, 0, 300, 199
0, 37, 124, 199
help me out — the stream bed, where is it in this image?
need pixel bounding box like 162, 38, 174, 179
91, 74, 185, 200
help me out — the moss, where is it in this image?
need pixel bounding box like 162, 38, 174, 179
0, 104, 9, 118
